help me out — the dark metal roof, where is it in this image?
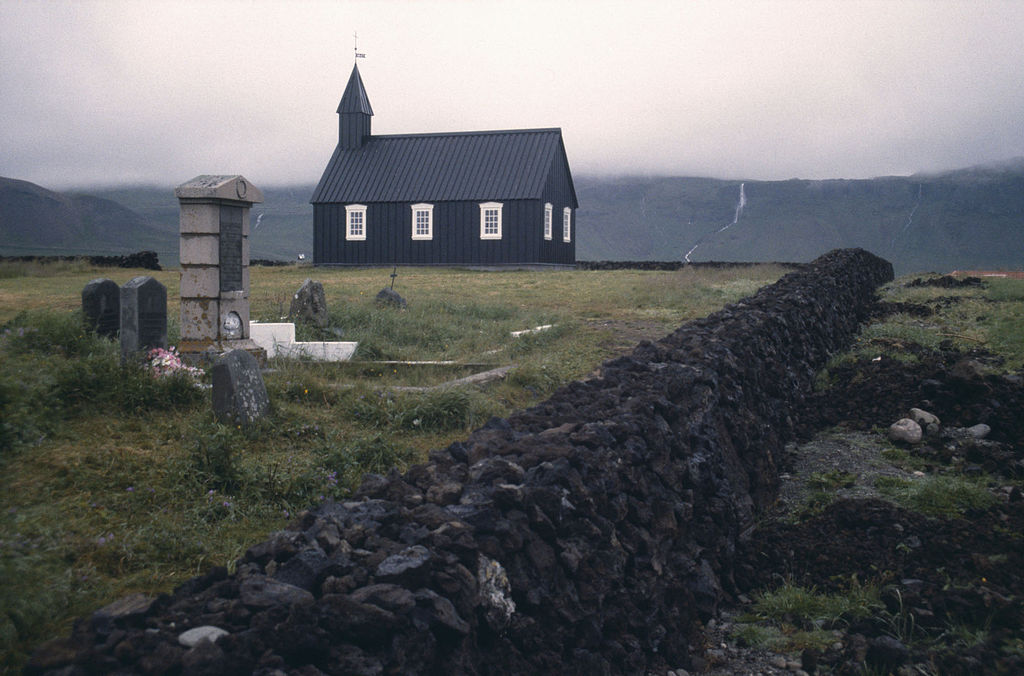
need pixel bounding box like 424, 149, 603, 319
337, 64, 373, 116
311, 128, 571, 204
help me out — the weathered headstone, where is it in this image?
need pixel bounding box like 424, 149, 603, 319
82, 278, 120, 338
212, 349, 270, 426
375, 287, 407, 309
175, 175, 265, 361
288, 279, 329, 327
120, 276, 167, 360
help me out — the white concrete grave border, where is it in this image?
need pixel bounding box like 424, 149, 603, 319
249, 321, 357, 362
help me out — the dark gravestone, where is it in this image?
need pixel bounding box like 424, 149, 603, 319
288, 278, 329, 327
82, 278, 120, 338
120, 276, 167, 360
375, 287, 407, 309
212, 349, 270, 426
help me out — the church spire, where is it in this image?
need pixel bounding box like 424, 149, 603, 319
338, 63, 373, 149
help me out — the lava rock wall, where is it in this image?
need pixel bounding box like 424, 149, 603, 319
30, 249, 893, 676
576, 260, 802, 271
0, 251, 161, 270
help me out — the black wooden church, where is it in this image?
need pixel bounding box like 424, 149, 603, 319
311, 64, 578, 266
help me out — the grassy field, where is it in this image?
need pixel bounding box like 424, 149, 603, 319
3, 261, 1023, 672
831, 275, 1024, 371
4, 260, 1023, 672
0, 261, 789, 671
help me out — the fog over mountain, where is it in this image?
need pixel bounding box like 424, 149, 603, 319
2, 1, 1024, 187
575, 160, 1024, 275
2, 158, 1022, 276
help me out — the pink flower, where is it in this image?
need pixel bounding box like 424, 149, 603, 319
146, 346, 203, 380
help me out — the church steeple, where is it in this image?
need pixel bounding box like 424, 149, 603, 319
337, 63, 373, 150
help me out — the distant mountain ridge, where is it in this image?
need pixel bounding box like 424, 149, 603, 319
2, 159, 1022, 275
0, 176, 172, 259
0, 178, 313, 265
577, 159, 1024, 275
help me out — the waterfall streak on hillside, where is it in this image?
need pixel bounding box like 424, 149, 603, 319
716, 182, 746, 234
684, 183, 746, 262
891, 184, 922, 247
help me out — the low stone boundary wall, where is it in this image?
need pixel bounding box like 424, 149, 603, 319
0, 251, 161, 270
576, 260, 803, 271
30, 249, 893, 675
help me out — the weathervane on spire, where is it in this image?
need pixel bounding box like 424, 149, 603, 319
354, 32, 366, 60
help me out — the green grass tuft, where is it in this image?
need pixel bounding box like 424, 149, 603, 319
751, 580, 882, 631
876, 474, 999, 518
730, 622, 785, 649
731, 579, 883, 656
807, 470, 857, 491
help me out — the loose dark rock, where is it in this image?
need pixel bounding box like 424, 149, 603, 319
905, 275, 983, 288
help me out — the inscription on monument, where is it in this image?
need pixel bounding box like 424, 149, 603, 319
219, 205, 243, 293
140, 311, 166, 343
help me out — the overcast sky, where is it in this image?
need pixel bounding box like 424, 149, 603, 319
2, 0, 1023, 189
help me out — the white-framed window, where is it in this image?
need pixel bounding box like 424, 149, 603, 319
345, 204, 367, 241
562, 207, 571, 242
411, 203, 433, 240
544, 203, 553, 240
479, 202, 502, 240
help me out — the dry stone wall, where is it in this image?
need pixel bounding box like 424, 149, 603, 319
0, 251, 161, 270
29, 248, 894, 676
576, 260, 803, 271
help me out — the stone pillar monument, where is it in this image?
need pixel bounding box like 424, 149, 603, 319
175, 175, 265, 361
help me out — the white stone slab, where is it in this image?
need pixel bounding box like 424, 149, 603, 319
510, 324, 553, 337
277, 341, 358, 361
249, 322, 356, 361
249, 322, 296, 357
